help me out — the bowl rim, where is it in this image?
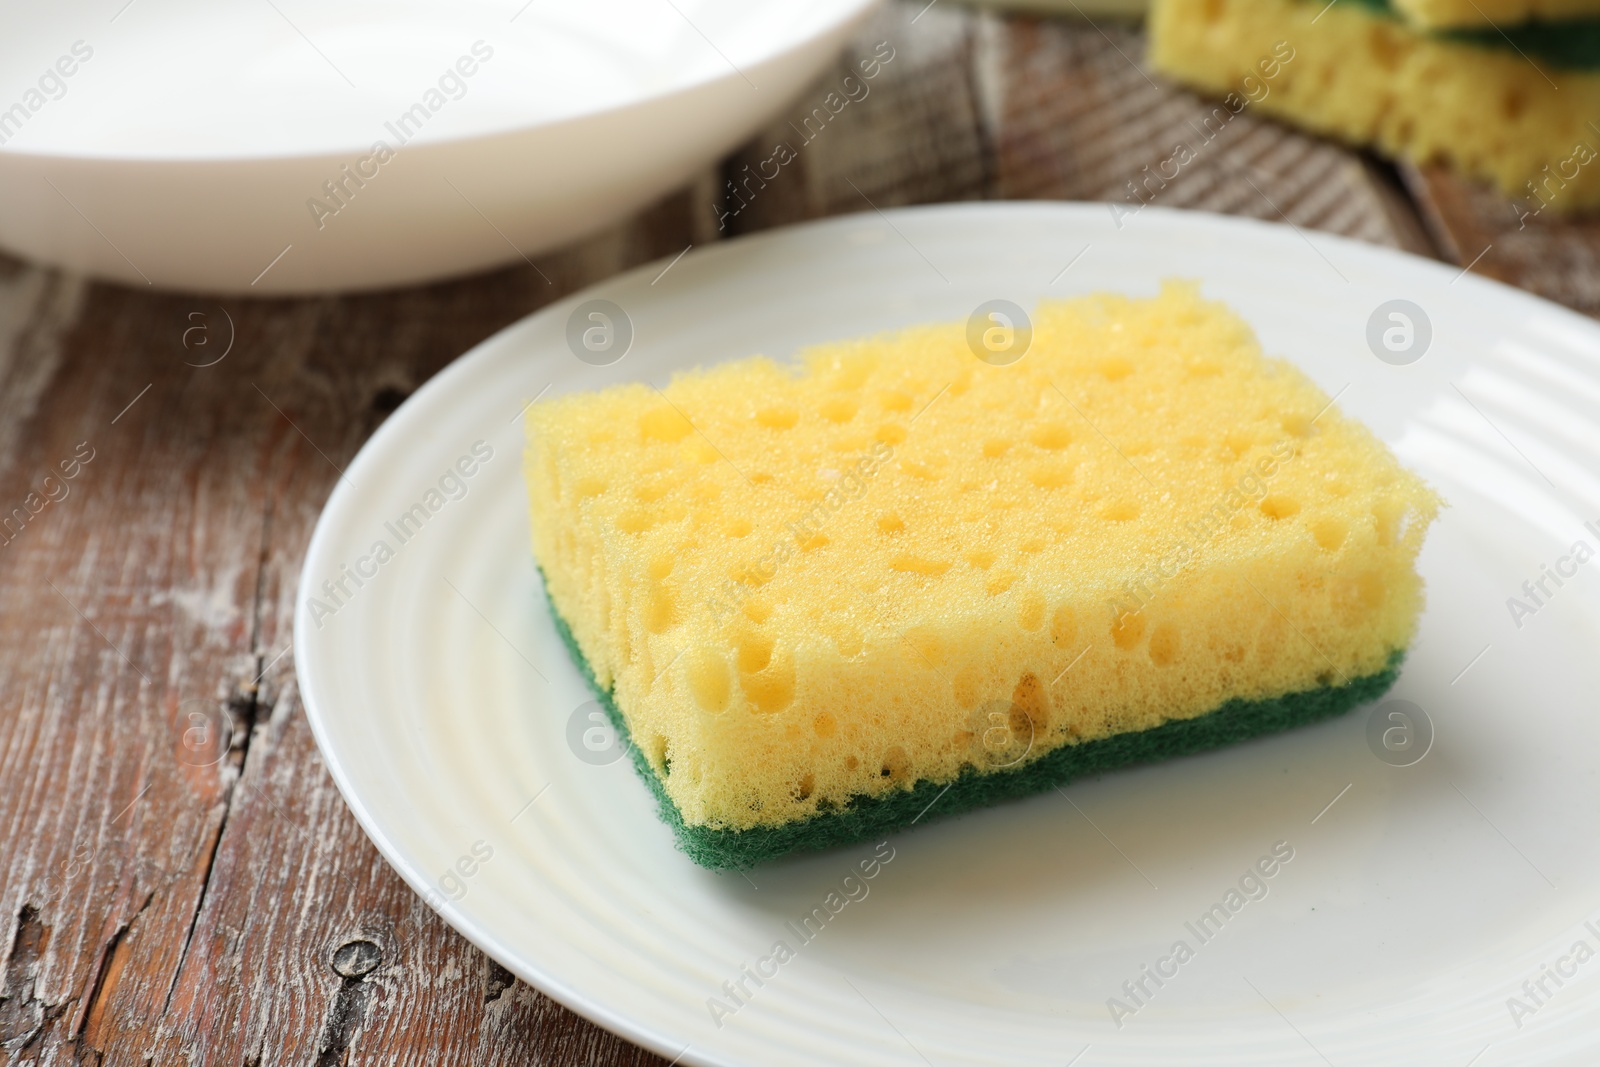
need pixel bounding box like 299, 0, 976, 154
0, 0, 882, 165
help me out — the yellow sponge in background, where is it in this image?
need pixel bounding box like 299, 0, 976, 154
956, 0, 1600, 23
1149, 0, 1600, 212
1391, 0, 1600, 28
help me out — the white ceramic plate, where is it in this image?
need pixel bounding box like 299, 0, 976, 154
0, 0, 875, 293
297, 203, 1600, 1066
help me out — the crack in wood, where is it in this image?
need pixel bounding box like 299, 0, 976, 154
158, 735, 240, 1021
4, 842, 161, 1060
369, 386, 410, 415
313, 974, 374, 1067
245, 495, 274, 695
77, 919, 129, 1044
1, 906, 51, 1053
484, 961, 515, 1005
0, 908, 79, 1062
159, 494, 277, 1021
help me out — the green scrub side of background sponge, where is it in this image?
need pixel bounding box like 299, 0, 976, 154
1345, 0, 1600, 68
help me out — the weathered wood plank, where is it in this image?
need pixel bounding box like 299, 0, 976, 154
131, 185, 708, 1066
0, 181, 711, 1066
991, 14, 1438, 255
1403, 162, 1600, 316
722, 3, 991, 235
0, 267, 266, 1067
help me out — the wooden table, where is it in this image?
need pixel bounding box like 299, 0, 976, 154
1, 3, 1589, 1063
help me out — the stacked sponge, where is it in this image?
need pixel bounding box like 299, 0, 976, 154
1149, 0, 1600, 214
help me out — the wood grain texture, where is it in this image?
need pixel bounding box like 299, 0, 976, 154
13, 1, 1580, 1064
0, 188, 706, 1067
990, 14, 1437, 255
1403, 162, 1600, 316
720, 3, 992, 236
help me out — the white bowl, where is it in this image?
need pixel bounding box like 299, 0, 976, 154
0, 0, 877, 294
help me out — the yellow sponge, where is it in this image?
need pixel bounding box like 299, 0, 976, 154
1392, 0, 1600, 29
526, 282, 1437, 840
1149, 0, 1600, 212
